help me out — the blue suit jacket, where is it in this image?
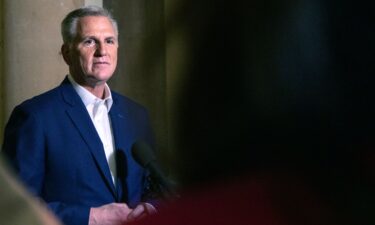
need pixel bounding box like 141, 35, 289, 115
2, 77, 155, 225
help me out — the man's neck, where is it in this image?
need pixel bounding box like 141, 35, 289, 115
83, 84, 106, 99
69, 74, 107, 99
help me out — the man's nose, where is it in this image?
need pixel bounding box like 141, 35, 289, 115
95, 42, 107, 56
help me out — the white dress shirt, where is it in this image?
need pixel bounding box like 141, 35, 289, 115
68, 75, 117, 186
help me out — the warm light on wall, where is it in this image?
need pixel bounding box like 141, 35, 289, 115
84, 0, 102, 7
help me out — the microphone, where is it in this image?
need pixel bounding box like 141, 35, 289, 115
131, 141, 178, 199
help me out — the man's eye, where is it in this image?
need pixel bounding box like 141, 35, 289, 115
83, 39, 95, 46
106, 39, 115, 44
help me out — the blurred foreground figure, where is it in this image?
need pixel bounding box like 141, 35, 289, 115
0, 156, 62, 225
130, 0, 375, 224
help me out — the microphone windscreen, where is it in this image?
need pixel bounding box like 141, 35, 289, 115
131, 141, 156, 168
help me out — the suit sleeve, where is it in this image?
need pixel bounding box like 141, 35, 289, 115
2, 105, 90, 225
2, 105, 46, 195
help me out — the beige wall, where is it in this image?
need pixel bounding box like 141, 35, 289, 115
3, 0, 86, 118
0, 0, 4, 145
0, 0, 98, 144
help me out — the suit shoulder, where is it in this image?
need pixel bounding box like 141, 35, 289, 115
14, 86, 62, 112
111, 91, 148, 111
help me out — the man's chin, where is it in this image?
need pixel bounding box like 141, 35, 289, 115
84, 75, 112, 86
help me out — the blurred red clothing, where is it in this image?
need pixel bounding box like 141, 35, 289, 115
128, 173, 338, 225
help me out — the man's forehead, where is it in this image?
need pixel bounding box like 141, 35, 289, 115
77, 16, 116, 34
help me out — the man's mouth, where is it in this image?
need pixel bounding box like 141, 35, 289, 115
93, 61, 109, 66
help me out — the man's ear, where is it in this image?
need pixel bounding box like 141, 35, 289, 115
61, 44, 71, 65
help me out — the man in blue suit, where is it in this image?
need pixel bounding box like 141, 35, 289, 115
2, 6, 156, 225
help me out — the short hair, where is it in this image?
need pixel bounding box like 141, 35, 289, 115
61, 5, 118, 44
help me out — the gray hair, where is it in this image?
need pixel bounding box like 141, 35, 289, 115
61, 5, 118, 44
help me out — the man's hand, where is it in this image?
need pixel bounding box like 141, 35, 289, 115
127, 203, 157, 222
89, 203, 132, 225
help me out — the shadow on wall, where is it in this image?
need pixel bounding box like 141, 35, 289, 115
162, 0, 375, 224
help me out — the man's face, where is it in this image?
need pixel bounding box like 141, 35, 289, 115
64, 16, 118, 87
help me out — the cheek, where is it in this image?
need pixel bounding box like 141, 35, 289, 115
113, 54, 118, 65
111, 49, 118, 64
79, 53, 93, 68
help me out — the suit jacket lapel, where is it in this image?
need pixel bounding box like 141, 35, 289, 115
59, 77, 117, 197
109, 98, 130, 201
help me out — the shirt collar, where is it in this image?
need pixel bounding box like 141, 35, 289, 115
68, 75, 113, 112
